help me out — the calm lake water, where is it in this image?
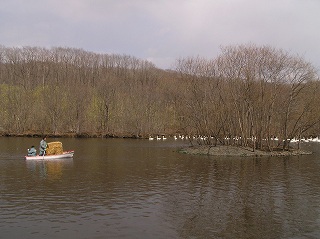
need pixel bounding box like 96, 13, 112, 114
1, 137, 320, 239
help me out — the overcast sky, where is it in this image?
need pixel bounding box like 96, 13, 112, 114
1, 0, 319, 70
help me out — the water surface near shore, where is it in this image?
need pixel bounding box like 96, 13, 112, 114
1, 137, 320, 238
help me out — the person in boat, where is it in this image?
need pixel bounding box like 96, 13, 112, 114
39, 136, 47, 156
27, 146, 37, 156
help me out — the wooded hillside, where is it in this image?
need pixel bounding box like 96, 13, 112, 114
0, 44, 319, 150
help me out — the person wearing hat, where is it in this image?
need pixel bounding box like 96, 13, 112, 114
27, 145, 37, 156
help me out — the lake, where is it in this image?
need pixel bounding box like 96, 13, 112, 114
1, 137, 320, 239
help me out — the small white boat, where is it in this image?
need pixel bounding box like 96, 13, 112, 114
25, 151, 74, 160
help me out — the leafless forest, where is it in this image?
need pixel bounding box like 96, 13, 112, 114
0, 44, 319, 151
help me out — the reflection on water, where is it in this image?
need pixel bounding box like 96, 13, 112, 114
26, 159, 74, 179
1, 137, 320, 238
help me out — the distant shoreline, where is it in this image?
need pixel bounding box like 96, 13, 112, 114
0, 133, 144, 139
0, 134, 315, 156
179, 145, 312, 157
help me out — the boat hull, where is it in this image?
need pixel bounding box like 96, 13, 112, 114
25, 151, 74, 160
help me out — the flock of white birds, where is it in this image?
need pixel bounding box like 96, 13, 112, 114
148, 135, 320, 143
148, 135, 208, 141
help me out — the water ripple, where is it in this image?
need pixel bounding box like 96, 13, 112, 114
1, 138, 320, 238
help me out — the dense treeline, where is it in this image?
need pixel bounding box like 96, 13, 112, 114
176, 45, 320, 151
0, 44, 319, 151
0, 46, 172, 137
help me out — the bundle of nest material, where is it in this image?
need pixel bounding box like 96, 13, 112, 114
46, 141, 63, 155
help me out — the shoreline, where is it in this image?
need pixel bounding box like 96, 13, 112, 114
0, 133, 145, 139
179, 145, 313, 157
0, 134, 314, 156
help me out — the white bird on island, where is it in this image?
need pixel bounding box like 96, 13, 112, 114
311, 137, 320, 142
174, 135, 178, 140
162, 135, 167, 140
156, 135, 161, 140
149, 136, 154, 140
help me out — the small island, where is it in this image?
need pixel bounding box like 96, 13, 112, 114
179, 145, 312, 157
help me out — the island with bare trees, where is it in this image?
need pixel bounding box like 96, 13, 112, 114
0, 44, 319, 155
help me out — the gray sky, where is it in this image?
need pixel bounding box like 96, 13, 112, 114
1, 0, 319, 70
